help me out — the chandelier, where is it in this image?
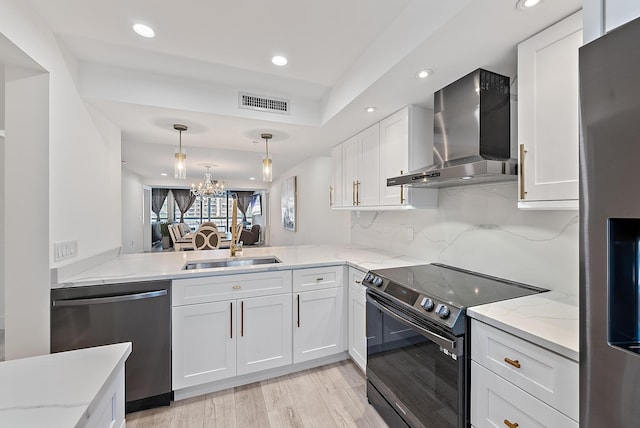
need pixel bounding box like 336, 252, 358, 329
191, 165, 225, 200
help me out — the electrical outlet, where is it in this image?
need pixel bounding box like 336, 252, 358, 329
407, 227, 414, 241
54, 240, 78, 262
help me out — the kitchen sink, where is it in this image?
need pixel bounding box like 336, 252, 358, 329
182, 257, 282, 270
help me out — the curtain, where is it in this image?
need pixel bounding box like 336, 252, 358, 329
233, 191, 254, 224
172, 189, 196, 223
151, 188, 169, 221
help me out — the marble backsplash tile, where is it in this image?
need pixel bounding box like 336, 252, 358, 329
351, 183, 579, 295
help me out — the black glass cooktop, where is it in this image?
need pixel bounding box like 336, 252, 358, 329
371, 263, 547, 308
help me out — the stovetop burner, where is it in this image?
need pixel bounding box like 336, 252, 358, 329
363, 263, 547, 335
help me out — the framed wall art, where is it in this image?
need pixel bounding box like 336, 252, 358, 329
281, 176, 296, 231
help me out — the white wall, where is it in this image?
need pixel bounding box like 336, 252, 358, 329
269, 156, 350, 247
1, 0, 122, 358
351, 183, 579, 296
0, 130, 4, 330
121, 167, 145, 254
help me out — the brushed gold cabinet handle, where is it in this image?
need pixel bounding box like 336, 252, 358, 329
356, 181, 361, 205
504, 419, 519, 428
355, 280, 362, 284
519, 144, 527, 200
329, 185, 333, 207
297, 294, 300, 328
352, 181, 356, 206
233, 285, 241, 290
504, 357, 521, 369
241, 301, 244, 337
230, 302, 233, 339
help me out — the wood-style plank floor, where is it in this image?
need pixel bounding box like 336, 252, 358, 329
126, 360, 388, 428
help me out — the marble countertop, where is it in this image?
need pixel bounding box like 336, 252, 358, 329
55, 245, 426, 288
468, 291, 579, 362
0, 342, 131, 427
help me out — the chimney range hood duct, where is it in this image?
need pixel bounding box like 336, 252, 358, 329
387, 68, 517, 189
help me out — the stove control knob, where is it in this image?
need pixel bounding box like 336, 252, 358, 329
372, 276, 384, 287
364, 273, 373, 283
436, 304, 450, 319
421, 298, 435, 311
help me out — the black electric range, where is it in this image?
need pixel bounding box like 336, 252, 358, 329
363, 263, 547, 428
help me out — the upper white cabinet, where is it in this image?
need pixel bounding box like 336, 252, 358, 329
342, 124, 380, 207
605, 0, 640, 32
379, 106, 437, 209
517, 11, 583, 210
332, 105, 437, 211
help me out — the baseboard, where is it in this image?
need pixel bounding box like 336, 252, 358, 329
174, 352, 349, 401
51, 247, 121, 285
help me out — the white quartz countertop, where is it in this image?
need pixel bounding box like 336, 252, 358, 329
467, 292, 579, 362
55, 245, 426, 288
0, 342, 131, 427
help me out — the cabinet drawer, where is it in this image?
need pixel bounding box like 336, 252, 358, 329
172, 270, 292, 306
292, 265, 344, 292
348, 268, 366, 296
471, 320, 578, 421
472, 362, 577, 428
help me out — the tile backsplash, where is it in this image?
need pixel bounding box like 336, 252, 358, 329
351, 183, 578, 295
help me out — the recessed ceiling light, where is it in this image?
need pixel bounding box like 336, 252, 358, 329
365, 107, 376, 113
161, 173, 168, 176
416, 69, 433, 79
272, 56, 288, 66
249, 177, 256, 181
516, 0, 541, 9
133, 23, 155, 38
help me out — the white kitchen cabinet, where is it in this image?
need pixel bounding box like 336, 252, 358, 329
471, 319, 579, 427
341, 123, 380, 207
517, 11, 582, 210
292, 266, 346, 364
330, 144, 343, 208
605, 0, 640, 32
236, 293, 292, 375
379, 106, 437, 209
347, 268, 366, 372
172, 300, 236, 389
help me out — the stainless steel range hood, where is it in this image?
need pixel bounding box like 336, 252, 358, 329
388, 69, 517, 189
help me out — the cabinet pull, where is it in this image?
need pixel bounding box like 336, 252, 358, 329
504, 357, 521, 369
356, 180, 361, 205
519, 144, 527, 200
230, 302, 233, 339
241, 301, 244, 337
297, 294, 300, 328
316, 277, 324, 281
400, 170, 406, 204
352, 181, 356, 206
355, 280, 362, 284
329, 186, 333, 207
503, 419, 519, 428
233, 285, 241, 290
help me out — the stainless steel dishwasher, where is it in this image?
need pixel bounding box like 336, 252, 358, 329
51, 280, 171, 413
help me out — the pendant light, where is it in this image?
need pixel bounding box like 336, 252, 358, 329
261, 133, 273, 182
174, 124, 187, 179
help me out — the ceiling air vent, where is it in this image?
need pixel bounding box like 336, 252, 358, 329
239, 92, 290, 115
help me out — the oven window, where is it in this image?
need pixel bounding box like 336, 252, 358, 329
367, 301, 460, 427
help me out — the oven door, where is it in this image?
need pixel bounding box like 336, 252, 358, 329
366, 290, 465, 428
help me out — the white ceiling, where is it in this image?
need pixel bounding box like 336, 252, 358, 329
24, 0, 582, 189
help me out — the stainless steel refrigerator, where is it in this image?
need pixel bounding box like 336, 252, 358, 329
580, 16, 640, 427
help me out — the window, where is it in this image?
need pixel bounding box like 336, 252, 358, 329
173, 194, 251, 232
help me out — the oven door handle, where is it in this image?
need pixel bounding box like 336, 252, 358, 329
367, 295, 463, 356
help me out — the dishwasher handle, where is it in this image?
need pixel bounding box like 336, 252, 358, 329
52, 290, 167, 307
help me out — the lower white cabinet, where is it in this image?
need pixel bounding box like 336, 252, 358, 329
172, 300, 236, 389
293, 286, 346, 363
172, 293, 292, 390
471, 319, 579, 427
347, 268, 367, 372
237, 293, 292, 375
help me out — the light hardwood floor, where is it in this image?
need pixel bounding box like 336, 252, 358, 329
126, 360, 388, 428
